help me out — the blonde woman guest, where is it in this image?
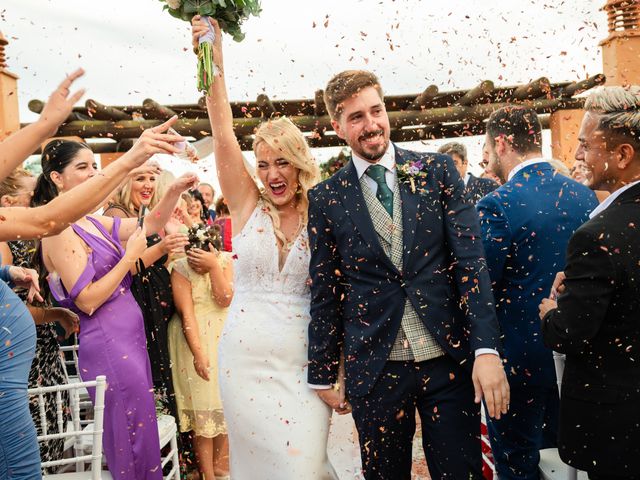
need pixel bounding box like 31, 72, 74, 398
191, 17, 341, 479
168, 225, 233, 480
104, 170, 189, 419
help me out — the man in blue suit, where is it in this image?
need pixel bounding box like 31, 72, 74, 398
477, 106, 598, 479
307, 70, 509, 479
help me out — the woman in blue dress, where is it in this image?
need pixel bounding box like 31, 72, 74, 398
0, 69, 186, 478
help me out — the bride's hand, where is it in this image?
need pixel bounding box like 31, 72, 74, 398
191, 15, 223, 67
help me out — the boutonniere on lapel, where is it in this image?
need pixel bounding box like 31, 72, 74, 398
396, 159, 429, 194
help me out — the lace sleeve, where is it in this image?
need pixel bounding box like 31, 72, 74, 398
170, 256, 192, 282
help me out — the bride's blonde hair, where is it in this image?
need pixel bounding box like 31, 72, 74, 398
253, 117, 320, 248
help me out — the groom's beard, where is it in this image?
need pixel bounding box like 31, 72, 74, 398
355, 129, 389, 162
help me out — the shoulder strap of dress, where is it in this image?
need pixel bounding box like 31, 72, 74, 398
86, 215, 122, 245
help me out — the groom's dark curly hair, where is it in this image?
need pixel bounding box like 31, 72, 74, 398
324, 70, 384, 120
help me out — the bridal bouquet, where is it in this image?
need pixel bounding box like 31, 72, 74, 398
161, 0, 261, 92
186, 223, 222, 251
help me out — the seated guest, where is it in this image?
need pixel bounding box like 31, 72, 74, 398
539, 86, 640, 479
438, 141, 498, 204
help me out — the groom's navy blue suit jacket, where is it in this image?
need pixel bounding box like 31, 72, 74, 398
307, 146, 501, 398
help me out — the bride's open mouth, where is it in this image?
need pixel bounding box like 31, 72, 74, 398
269, 181, 288, 197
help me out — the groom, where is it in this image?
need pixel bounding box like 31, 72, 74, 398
307, 70, 509, 479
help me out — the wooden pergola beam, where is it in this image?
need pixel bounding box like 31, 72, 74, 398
50, 96, 576, 149
142, 98, 178, 120
407, 85, 439, 110
512, 77, 552, 101
85, 99, 132, 121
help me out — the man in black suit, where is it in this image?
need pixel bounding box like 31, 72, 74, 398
438, 141, 498, 204
307, 70, 509, 479
539, 86, 640, 479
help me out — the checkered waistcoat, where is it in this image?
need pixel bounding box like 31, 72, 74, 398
359, 176, 444, 361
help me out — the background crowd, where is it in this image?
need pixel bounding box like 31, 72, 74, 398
0, 18, 639, 480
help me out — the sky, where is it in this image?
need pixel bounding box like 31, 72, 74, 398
1, 0, 608, 184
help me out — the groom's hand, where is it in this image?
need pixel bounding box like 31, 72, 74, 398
316, 387, 351, 415
472, 353, 510, 419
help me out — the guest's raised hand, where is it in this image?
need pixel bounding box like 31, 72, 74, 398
160, 232, 189, 255
125, 116, 184, 167
38, 68, 86, 136
129, 160, 162, 179
170, 173, 200, 194
472, 353, 510, 420
124, 226, 148, 263
193, 352, 210, 381
9, 266, 44, 303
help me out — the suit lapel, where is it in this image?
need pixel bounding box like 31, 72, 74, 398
336, 160, 398, 273
396, 147, 423, 269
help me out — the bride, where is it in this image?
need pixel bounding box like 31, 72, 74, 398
191, 16, 347, 480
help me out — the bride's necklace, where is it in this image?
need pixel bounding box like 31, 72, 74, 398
281, 214, 303, 253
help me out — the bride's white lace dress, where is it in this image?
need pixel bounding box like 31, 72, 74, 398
219, 201, 338, 479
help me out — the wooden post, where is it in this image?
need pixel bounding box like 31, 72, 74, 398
600, 0, 640, 86
0, 31, 20, 140
551, 1, 640, 168
99, 152, 124, 168
550, 109, 585, 167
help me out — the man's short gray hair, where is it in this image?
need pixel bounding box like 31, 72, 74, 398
437, 141, 467, 164
584, 86, 640, 145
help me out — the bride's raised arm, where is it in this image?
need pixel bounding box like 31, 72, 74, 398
192, 16, 259, 229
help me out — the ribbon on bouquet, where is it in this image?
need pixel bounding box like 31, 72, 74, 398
199, 16, 216, 46
197, 16, 219, 93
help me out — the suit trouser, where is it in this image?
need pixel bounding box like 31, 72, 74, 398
486, 384, 559, 480
350, 355, 483, 480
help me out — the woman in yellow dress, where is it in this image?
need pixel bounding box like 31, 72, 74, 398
168, 225, 233, 480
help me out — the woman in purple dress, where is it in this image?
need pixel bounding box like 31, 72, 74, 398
34, 140, 197, 480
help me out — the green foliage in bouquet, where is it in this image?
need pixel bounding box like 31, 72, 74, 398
185, 223, 223, 252
320, 148, 351, 180
162, 0, 261, 42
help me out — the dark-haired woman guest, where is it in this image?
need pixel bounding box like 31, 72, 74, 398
35, 138, 198, 480
212, 197, 232, 252
188, 189, 209, 225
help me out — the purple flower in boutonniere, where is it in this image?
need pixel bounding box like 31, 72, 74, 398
396, 159, 430, 194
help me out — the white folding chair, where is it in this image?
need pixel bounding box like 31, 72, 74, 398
157, 414, 180, 480
29, 375, 110, 479
77, 414, 180, 480
59, 338, 179, 479
539, 352, 587, 480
